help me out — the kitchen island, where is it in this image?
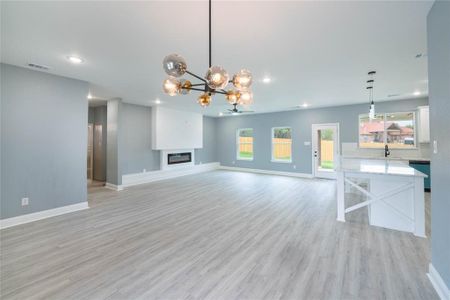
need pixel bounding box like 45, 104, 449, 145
336, 158, 427, 237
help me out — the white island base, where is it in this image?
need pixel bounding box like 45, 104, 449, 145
336, 159, 427, 237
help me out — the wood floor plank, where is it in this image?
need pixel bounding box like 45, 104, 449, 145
0, 170, 437, 300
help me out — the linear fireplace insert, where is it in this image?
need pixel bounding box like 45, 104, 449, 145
167, 152, 192, 165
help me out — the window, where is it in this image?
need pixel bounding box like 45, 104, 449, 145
359, 112, 416, 149
272, 127, 292, 162
237, 128, 253, 160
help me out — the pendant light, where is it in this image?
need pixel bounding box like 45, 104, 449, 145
367, 71, 376, 120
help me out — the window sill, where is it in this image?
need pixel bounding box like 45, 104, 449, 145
271, 159, 292, 164
237, 158, 254, 161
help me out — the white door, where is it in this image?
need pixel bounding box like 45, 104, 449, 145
312, 123, 340, 179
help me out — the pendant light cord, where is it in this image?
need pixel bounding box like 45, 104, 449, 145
209, 0, 212, 68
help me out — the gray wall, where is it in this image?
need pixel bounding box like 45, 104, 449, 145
121, 103, 160, 174
1, 64, 89, 219
195, 116, 218, 164
427, 1, 450, 288
88, 106, 107, 181
106, 99, 122, 185
216, 98, 428, 174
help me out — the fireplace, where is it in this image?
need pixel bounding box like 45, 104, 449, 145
168, 152, 192, 165
160, 149, 195, 170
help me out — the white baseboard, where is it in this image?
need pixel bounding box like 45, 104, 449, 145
105, 182, 124, 191
219, 166, 313, 179
428, 263, 450, 300
0, 202, 89, 230
122, 162, 220, 188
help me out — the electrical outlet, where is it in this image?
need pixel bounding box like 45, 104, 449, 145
433, 140, 438, 154
21, 197, 29, 206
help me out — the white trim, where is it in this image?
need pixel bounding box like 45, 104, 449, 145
122, 162, 220, 188
105, 182, 124, 191
220, 165, 313, 179
271, 159, 292, 164
0, 202, 89, 230
428, 263, 450, 300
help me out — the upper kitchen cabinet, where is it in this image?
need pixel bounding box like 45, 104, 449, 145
417, 106, 430, 143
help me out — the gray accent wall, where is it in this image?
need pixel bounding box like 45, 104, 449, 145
1, 64, 89, 219
427, 1, 450, 288
121, 103, 160, 174
195, 116, 218, 164
216, 98, 428, 174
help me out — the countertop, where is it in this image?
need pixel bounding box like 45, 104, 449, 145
337, 158, 428, 177
341, 155, 430, 162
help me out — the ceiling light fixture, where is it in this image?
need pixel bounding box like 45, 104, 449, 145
162, 0, 253, 108
366, 71, 376, 120
87, 93, 93, 99
155, 98, 161, 104
262, 77, 271, 84
219, 112, 223, 116
67, 56, 83, 64
413, 91, 421, 96
302, 103, 309, 108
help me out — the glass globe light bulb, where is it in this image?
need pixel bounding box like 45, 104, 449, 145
198, 93, 212, 107
162, 54, 187, 77
179, 79, 192, 95
162, 77, 181, 96
225, 90, 240, 105
205, 66, 229, 90
239, 89, 253, 105
232, 69, 252, 90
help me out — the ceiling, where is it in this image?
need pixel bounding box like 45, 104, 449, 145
1, 1, 433, 116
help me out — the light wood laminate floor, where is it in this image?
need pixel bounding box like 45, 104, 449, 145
1, 170, 437, 300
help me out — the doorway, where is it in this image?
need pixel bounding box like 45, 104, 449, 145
312, 123, 340, 179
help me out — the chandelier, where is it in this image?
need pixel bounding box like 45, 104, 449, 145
162, 0, 253, 107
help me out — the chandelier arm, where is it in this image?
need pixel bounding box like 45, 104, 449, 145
209, 0, 212, 68
190, 83, 206, 87
186, 70, 207, 83
213, 90, 227, 95
183, 87, 208, 92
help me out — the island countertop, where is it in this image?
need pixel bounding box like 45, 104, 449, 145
337, 158, 428, 177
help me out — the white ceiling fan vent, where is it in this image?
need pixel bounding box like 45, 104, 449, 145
26, 63, 50, 71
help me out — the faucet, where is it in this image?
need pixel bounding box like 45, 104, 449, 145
384, 144, 390, 158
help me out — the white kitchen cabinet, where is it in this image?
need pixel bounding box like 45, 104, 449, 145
417, 106, 430, 143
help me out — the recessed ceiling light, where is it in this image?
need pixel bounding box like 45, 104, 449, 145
67, 56, 83, 64
302, 103, 309, 108
87, 93, 93, 99
413, 91, 421, 96
262, 77, 271, 84
219, 112, 223, 116
155, 98, 161, 104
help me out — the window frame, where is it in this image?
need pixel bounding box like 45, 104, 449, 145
236, 128, 254, 161
271, 126, 293, 163
358, 111, 417, 150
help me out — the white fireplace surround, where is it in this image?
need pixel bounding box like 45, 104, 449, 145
160, 149, 195, 170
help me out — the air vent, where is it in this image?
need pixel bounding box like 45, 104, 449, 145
26, 63, 50, 71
